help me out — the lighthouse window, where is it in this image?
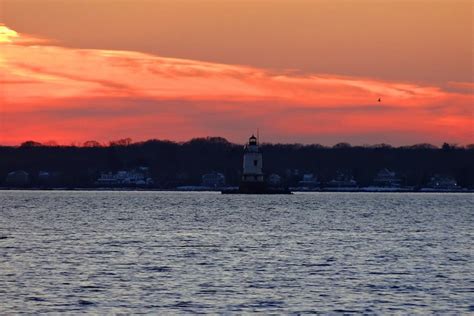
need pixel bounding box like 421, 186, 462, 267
253, 160, 258, 166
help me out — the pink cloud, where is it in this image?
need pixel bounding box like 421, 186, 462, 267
0, 25, 472, 146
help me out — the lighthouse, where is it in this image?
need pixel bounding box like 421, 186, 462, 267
221, 134, 291, 194
239, 135, 265, 192
242, 135, 264, 182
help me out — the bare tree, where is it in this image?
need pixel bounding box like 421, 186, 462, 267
109, 138, 133, 147
20, 141, 43, 147
83, 140, 102, 147
43, 140, 59, 147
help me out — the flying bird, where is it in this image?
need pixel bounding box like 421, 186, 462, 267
378, 98, 382, 102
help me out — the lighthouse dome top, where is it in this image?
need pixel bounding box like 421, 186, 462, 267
249, 135, 257, 145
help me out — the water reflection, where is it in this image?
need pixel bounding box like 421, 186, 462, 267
0, 191, 472, 313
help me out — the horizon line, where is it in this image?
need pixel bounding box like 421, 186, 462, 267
2, 137, 472, 149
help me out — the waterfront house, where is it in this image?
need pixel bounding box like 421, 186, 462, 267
5, 170, 30, 186
297, 173, 320, 189
426, 174, 459, 190
267, 173, 282, 187
95, 167, 153, 187
201, 171, 225, 188
326, 171, 358, 188
373, 168, 401, 188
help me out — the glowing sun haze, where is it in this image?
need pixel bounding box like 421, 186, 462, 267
0, 0, 472, 146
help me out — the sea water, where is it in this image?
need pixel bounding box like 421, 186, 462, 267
0, 191, 472, 314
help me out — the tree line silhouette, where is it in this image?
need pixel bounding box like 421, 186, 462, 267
1, 137, 473, 188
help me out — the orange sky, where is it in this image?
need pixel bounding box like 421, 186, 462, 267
0, 0, 473, 145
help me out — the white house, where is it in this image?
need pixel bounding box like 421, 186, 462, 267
201, 172, 225, 188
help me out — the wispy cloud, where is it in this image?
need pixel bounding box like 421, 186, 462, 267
0, 25, 472, 145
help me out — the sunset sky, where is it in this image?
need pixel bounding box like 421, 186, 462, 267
0, 0, 472, 146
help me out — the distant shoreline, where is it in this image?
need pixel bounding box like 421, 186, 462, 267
1, 187, 473, 193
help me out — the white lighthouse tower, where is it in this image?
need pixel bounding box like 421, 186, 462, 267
241, 135, 264, 185
221, 134, 291, 194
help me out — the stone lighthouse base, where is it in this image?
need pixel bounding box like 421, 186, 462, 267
222, 181, 292, 194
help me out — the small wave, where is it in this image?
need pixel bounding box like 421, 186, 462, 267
169, 300, 210, 310
248, 283, 276, 289
448, 257, 468, 262
78, 285, 104, 292
303, 262, 332, 267
333, 309, 364, 313
143, 266, 172, 272
26, 297, 46, 302
78, 299, 96, 306
251, 300, 285, 308
197, 289, 217, 295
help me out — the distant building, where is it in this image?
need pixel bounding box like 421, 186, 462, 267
201, 172, 225, 188
373, 168, 401, 188
285, 169, 300, 178
298, 173, 320, 188
267, 173, 282, 187
5, 170, 30, 186
38, 171, 61, 186
95, 167, 153, 186
326, 171, 357, 188
175, 171, 190, 181
426, 175, 459, 190
38, 171, 50, 180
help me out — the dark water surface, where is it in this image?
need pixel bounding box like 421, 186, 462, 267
1, 191, 473, 314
